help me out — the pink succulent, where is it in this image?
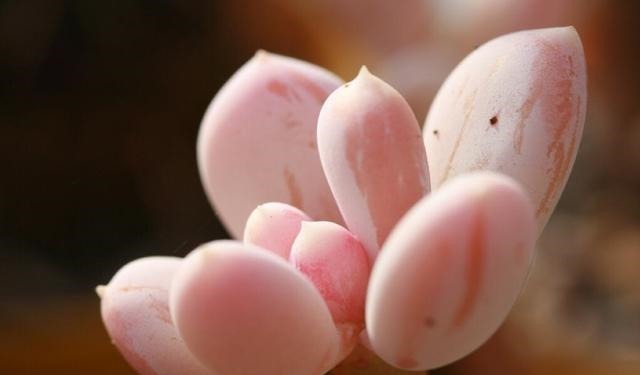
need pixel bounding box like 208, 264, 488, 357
98, 26, 586, 374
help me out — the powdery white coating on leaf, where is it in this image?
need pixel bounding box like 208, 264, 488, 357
100, 257, 211, 375
366, 172, 536, 370
318, 67, 430, 261
198, 51, 344, 239
423, 26, 587, 234
169, 241, 342, 375
290, 221, 370, 362
243, 202, 311, 259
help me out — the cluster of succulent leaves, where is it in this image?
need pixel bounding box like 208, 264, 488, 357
99, 27, 586, 375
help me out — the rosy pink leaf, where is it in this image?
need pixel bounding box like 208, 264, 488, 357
290, 221, 370, 361
169, 240, 343, 375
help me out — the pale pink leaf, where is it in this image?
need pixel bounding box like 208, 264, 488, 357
198, 51, 344, 238
366, 172, 536, 370
99, 257, 210, 375
318, 67, 430, 260
424, 26, 587, 234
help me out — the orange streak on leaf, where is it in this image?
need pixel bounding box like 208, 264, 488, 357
452, 208, 486, 327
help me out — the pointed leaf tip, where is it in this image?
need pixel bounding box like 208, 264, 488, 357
318, 71, 429, 260
95, 285, 105, 299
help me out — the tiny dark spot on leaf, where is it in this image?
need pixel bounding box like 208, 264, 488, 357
344, 83, 350, 88
433, 129, 439, 136
423, 316, 436, 328
490, 116, 498, 126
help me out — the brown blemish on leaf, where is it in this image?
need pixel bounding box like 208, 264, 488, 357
452, 208, 486, 327
117, 285, 164, 293
423, 317, 436, 328
148, 294, 172, 325
285, 117, 301, 129
267, 80, 293, 101
291, 71, 330, 104
513, 78, 543, 154
530, 43, 581, 218
536, 98, 581, 217
539, 143, 565, 215
514, 41, 578, 158
438, 88, 477, 184
113, 286, 173, 325
395, 239, 452, 368
432, 129, 439, 136
490, 115, 498, 126
439, 61, 501, 185
284, 166, 303, 209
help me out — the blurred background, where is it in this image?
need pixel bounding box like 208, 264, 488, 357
1, 0, 639, 373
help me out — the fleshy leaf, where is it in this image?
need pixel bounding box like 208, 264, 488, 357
99, 257, 210, 375
423, 26, 587, 233
290, 221, 370, 362
198, 51, 344, 238
318, 67, 430, 260
170, 241, 343, 375
366, 172, 535, 370
243, 202, 310, 259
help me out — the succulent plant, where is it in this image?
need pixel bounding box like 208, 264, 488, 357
98, 26, 586, 374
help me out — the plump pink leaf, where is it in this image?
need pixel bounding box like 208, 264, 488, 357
243, 202, 311, 259
290, 221, 370, 361
99, 257, 210, 375
423, 26, 587, 234
317, 67, 430, 260
169, 240, 343, 375
198, 51, 344, 238
366, 172, 536, 370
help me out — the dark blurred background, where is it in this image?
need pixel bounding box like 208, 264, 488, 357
1, 0, 639, 373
